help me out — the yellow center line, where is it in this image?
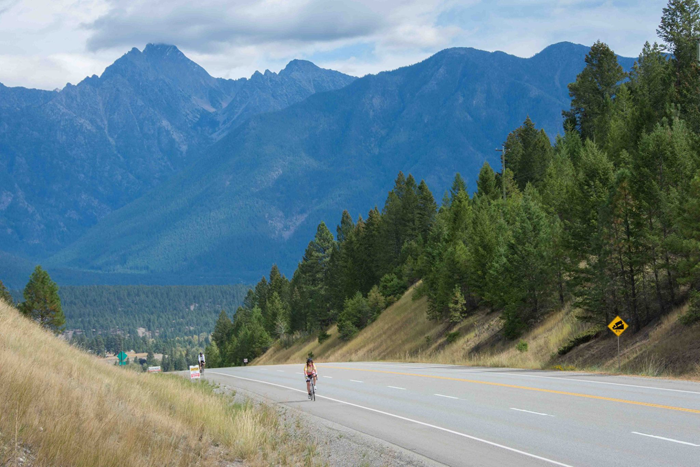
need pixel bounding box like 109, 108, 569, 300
317, 365, 700, 415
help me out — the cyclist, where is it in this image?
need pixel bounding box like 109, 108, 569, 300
304, 358, 317, 396
198, 352, 206, 373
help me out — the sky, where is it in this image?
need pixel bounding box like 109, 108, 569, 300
0, 0, 670, 90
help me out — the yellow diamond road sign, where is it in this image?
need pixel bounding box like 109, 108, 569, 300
608, 316, 629, 337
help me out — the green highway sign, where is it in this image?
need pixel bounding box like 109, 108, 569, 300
117, 351, 128, 365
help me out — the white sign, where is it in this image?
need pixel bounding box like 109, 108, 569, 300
189, 365, 201, 379
147, 366, 161, 373
243, 358, 248, 364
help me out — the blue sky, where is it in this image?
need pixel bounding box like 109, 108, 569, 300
0, 0, 669, 90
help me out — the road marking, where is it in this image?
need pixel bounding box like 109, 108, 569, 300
511, 408, 554, 417
318, 365, 700, 415
435, 394, 459, 399
323, 376, 333, 379
388, 386, 406, 390
350, 380, 363, 383
491, 372, 700, 396
632, 432, 700, 447
209, 372, 575, 467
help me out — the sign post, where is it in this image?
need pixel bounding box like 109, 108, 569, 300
117, 351, 129, 366
189, 365, 201, 381
607, 316, 629, 373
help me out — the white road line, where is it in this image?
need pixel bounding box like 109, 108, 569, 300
632, 432, 700, 447
209, 372, 575, 467
323, 376, 333, 379
350, 380, 364, 383
435, 394, 459, 399
492, 372, 700, 396
277, 370, 285, 372
388, 386, 407, 390
511, 408, 554, 417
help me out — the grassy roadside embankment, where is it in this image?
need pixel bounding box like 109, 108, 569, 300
257, 284, 700, 380
0, 300, 319, 467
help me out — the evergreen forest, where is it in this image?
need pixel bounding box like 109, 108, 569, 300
207, 0, 700, 368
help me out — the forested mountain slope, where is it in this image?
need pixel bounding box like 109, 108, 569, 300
49, 42, 635, 283
0, 44, 354, 263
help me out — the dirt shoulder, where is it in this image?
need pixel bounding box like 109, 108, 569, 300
214, 382, 442, 467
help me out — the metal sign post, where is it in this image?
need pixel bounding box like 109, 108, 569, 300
608, 316, 629, 373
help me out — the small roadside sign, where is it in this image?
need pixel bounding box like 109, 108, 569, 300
147, 366, 161, 373
608, 316, 628, 337
189, 365, 201, 380
243, 358, 248, 365
117, 351, 128, 366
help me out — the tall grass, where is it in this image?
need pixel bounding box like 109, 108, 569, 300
0, 300, 317, 466
258, 285, 700, 381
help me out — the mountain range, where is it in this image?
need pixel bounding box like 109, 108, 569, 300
0, 42, 635, 287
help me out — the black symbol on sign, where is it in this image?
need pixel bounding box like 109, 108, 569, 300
612, 320, 624, 330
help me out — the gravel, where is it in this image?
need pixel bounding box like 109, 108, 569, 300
216, 384, 443, 467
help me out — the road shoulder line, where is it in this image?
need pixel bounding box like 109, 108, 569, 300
210, 371, 575, 467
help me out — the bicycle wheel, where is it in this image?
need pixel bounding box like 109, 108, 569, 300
311, 383, 316, 401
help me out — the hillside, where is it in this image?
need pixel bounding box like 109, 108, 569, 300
0, 44, 354, 267
47, 284, 249, 338
47, 42, 636, 283
256, 285, 700, 380
0, 299, 321, 466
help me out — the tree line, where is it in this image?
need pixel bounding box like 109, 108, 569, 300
207, 0, 700, 366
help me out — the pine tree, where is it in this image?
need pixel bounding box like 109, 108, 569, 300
448, 285, 466, 324
415, 180, 437, 240
449, 173, 468, 205
20, 266, 66, 333
504, 117, 554, 189
212, 310, 233, 351
476, 162, 498, 201
564, 41, 626, 143
337, 210, 355, 244
297, 222, 336, 329
265, 292, 287, 337
657, 0, 700, 129
499, 189, 557, 338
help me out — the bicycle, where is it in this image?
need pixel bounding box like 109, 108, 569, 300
306, 375, 316, 401
199, 361, 205, 375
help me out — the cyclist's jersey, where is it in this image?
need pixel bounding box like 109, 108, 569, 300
304, 363, 317, 376
198, 354, 205, 363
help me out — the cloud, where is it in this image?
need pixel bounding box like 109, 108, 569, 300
0, 0, 672, 90
85, 0, 444, 52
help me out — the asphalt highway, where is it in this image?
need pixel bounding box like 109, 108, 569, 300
205, 362, 700, 466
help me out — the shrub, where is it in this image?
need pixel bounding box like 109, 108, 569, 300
317, 330, 331, 344
679, 292, 700, 326
337, 318, 359, 341
516, 341, 528, 353
379, 273, 407, 303
367, 286, 386, 321
557, 328, 600, 356
446, 331, 460, 344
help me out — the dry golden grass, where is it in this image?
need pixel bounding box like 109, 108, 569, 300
0, 300, 319, 467
257, 284, 700, 381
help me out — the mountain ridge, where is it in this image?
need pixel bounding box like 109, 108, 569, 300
0, 44, 355, 265
44, 42, 636, 284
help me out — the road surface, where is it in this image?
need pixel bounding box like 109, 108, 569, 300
205, 362, 700, 466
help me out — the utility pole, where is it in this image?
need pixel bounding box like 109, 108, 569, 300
495, 146, 506, 200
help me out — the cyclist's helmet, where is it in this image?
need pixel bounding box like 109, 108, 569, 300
307, 358, 313, 364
